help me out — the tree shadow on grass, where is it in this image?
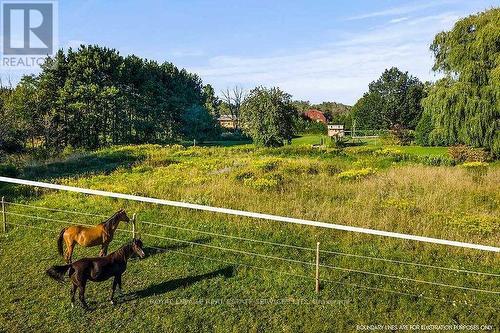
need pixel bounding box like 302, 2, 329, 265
22, 149, 142, 180
121, 266, 234, 302
0, 148, 146, 200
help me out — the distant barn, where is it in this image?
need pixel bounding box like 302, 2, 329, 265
303, 109, 327, 124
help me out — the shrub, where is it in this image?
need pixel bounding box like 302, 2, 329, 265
460, 161, 488, 182
448, 214, 499, 235
0, 164, 19, 177
374, 148, 405, 161
389, 124, 414, 145
294, 117, 327, 134
253, 158, 281, 172
283, 161, 319, 175
219, 131, 249, 141
243, 177, 280, 191
234, 170, 255, 181
337, 168, 375, 181
381, 198, 419, 214
327, 136, 348, 148
323, 163, 342, 176
448, 145, 488, 163
413, 155, 454, 166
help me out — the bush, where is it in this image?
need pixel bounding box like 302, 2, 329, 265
243, 173, 284, 191
294, 117, 327, 135
253, 158, 281, 172
218, 131, 249, 141
448, 145, 489, 163
413, 155, 454, 166
389, 124, 414, 145
337, 168, 375, 181
460, 161, 488, 182
374, 148, 405, 161
327, 136, 348, 148
0, 164, 19, 177
234, 170, 255, 181
323, 163, 342, 176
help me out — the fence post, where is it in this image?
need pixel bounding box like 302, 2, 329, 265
1, 196, 6, 233
315, 241, 320, 293
132, 213, 137, 238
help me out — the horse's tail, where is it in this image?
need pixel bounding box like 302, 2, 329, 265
57, 227, 67, 257
46, 264, 71, 282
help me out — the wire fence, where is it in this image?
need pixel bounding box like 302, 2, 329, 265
2, 199, 499, 303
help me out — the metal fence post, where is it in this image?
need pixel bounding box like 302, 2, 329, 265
315, 242, 320, 293
1, 196, 6, 233
132, 213, 137, 238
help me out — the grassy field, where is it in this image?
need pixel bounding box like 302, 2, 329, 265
0, 141, 499, 332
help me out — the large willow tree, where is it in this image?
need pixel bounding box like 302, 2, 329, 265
418, 8, 499, 155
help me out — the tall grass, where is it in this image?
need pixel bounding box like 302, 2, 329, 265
0, 144, 498, 332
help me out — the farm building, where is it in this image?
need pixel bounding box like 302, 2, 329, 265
328, 124, 344, 137
218, 115, 239, 129
303, 109, 327, 124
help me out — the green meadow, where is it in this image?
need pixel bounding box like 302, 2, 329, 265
0, 140, 498, 332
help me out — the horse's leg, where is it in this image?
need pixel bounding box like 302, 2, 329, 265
70, 283, 77, 308
64, 237, 72, 263
116, 274, 123, 295
78, 280, 88, 310
110, 276, 119, 305
67, 242, 75, 264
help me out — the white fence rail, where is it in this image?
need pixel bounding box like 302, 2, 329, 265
1, 176, 498, 252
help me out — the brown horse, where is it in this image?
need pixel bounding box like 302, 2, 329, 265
47, 238, 145, 310
58, 210, 130, 263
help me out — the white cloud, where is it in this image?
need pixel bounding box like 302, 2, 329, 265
345, 0, 457, 20
190, 12, 457, 104
389, 17, 409, 24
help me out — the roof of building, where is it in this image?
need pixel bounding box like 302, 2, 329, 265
218, 115, 238, 121
303, 109, 327, 123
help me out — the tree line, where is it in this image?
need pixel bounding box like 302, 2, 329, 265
0, 45, 220, 154
0, 8, 497, 154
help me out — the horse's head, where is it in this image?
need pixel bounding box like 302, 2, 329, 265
116, 209, 130, 223
131, 238, 145, 259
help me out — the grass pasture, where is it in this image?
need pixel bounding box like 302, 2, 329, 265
0, 143, 499, 332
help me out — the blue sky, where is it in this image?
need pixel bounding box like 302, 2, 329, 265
2, 0, 499, 104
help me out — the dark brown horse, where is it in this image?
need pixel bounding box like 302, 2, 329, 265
47, 238, 145, 310
58, 209, 130, 263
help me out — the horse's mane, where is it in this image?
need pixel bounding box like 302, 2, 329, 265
100, 210, 123, 230
111, 242, 134, 260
